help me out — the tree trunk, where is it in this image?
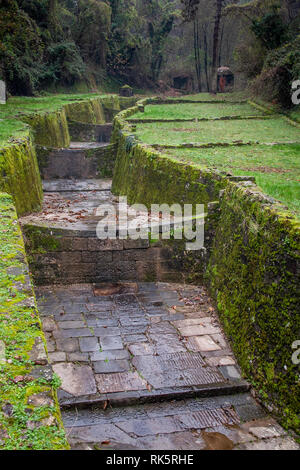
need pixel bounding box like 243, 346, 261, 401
193, 18, 202, 92
218, 23, 224, 67
210, 0, 223, 93
203, 24, 210, 92
48, 0, 60, 37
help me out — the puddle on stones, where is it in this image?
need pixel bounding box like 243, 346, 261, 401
93, 282, 138, 297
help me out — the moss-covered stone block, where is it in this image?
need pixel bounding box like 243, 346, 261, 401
0, 136, 43, 216
23, 110, 70, 148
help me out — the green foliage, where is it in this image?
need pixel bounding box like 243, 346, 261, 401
74, 0, 111, 66
252, 36, 300, 107
0, 1, 44, 95
232, 1, 300, 108
147, 1, 176, 81
251, 10, 289, 49
44, 41, 86, 86
180, 0, 200, 22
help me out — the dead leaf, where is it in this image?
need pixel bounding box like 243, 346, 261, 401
13, 375, 24, 383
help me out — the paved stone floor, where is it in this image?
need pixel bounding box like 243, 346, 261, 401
20, 179, 160, 232
36, 282, 299, 450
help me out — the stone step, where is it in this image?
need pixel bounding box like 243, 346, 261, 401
36, 142, 117, 179
20, 183, 201, 285
42, 178, 112, 192
61, 393, 299, 450
58, 378, 250, 409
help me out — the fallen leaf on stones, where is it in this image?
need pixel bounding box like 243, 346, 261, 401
101, 440, 110, 445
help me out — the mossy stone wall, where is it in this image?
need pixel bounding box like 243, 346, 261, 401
206, 183, 300, 432
22, 109, 70, 148
64, 96, 137, 125
0, 193, 69, 450
111, 99, 300, 432
0, 136, 43, 216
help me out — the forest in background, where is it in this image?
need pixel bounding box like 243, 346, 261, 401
0, 0, 299, 107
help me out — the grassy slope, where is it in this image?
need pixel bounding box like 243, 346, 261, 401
136, 118, 300, 145
134, 98, 300, 217
0, 93, 110, 147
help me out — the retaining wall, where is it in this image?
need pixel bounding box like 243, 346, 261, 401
22, 226, 182, 285
111, 99, 300, 432
37, 143, 117, 179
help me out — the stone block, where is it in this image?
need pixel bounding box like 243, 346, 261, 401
87, 238, 123, 251
0, 80, 6, 104
53, 363, 97, 397
79, 337, 99, 352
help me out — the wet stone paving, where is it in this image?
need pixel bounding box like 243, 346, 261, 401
36, 281, 299, 450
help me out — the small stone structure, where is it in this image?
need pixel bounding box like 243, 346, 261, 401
119, 85, 134, 97
217, 67, 234, 93
0, 80, 6, 104
173, 74, 194, 92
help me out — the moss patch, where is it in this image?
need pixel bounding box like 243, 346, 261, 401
0, 193, 68, 450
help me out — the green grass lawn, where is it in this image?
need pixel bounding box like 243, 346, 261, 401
132, 102, 266, 120
135, 118, 300, 146
289, 107, 300, 123
0, 93, 111, 147
0, 118, 30, 147
132, 98, 300, 217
